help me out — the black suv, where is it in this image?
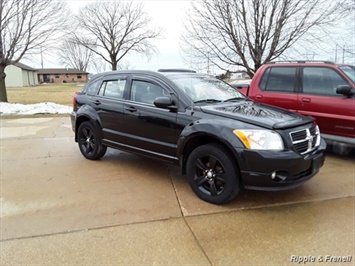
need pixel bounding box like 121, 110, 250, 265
71, 70, 326, 204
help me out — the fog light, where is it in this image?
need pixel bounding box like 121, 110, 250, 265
271, 172, 277, 180
271, 170, 288, 182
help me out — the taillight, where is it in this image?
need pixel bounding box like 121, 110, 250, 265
72, 92, 78, 109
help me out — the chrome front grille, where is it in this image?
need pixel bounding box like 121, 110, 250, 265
290, 125, 320, 154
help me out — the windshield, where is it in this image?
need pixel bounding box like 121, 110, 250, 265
170, 75, 245, 103
339, 65, 355, 83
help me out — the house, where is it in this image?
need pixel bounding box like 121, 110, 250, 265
4, 62, 39, 87
36, 68, 89, 84
230, 71, 250, 80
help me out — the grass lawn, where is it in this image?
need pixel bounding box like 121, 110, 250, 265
6, 83, 84, 105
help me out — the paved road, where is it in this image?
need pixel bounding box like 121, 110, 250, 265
1, 117, 354, 265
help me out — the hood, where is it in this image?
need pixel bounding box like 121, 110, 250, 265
200, 100, 313, 130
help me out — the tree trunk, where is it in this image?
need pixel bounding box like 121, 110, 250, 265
111, 61, 117, 71
0, 65, 8, 102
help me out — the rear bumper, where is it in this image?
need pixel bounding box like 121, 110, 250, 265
70, 111, 76, 133
237, 139, 327, 191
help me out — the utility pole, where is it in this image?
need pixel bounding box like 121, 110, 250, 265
40, 47, 44, 69
207, 53, 210, 74
303, 52, 317, 60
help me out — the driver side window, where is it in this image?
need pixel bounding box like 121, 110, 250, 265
302, 67, 348, 96
131, 80, 166, 104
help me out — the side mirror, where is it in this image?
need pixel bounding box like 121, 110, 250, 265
154, 96, 178, 111
336, 85, 354, 97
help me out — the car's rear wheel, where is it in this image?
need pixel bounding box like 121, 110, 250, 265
186, 144, 241, 204
77, 121, 107, 160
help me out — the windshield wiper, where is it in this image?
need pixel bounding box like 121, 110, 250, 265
223, 97, 247, 102
194, 99, 222, 104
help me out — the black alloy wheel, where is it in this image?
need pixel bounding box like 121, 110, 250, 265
186, 144, 241, 204
77, 121, 107, 160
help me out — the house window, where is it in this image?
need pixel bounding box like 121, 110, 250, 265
77, 75, 82, 79
55, 74, 60, 78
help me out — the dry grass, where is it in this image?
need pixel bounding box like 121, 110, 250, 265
6, 83, 84, 105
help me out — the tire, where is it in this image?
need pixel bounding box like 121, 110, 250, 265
186, 144, 242, 204
77, 121, 107, 160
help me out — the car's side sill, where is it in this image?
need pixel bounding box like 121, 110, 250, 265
103, 139, 179, 163
321, 133, 355, 147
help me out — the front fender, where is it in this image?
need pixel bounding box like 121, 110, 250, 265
177, 119, 245, 165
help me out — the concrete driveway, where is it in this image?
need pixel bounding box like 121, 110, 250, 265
1, 117, 354, 265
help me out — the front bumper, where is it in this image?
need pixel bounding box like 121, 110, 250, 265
237, 139, 327, 191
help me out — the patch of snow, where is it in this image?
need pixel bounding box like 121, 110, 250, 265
0, 102, 72, 115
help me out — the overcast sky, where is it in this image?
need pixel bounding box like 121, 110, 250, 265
28, 0, 193, 73
23, 0, 354, 73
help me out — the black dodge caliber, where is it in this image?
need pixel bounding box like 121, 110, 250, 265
71, 70, 326, 204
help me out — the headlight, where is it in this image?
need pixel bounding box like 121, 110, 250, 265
233, 129, 284, 150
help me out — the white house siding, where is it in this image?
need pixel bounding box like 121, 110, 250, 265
31, 71, 39, 85
21, 69, 38, 86
5, 65, 23, 87
5, 64, 38, 87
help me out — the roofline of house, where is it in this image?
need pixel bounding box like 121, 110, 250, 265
36, 68, 89, 75
13, 62, 37, 71
11, 63, 90, 75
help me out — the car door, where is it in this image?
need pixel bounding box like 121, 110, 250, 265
253, 66, 299, 112
298, 66, 355, 139
121, 75, 179, 162
91, 74, 127, 143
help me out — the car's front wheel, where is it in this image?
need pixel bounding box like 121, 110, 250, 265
186, 144, 242, 204
77, 121, 107, 160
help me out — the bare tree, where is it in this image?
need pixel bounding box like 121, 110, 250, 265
0, 0, 69, 102
333, 0, 355, 64
72, 1, 161, 71
91, 57, 109, 74
182, 0, 350, 77
90, 57, 133, 74
58, 39, 93, 72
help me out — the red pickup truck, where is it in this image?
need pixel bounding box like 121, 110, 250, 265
238, 61, 355, 150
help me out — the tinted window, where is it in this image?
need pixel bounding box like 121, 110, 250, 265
259, 68, 270, 90
98, 79, 125, 99
84, 79, 102, 95
302, 67, 348, 96
131, 80, 166, 104
259, 67, 296, 92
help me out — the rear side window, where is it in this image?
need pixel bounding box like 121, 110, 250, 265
259, 67, 296, 92
98, 79, 126, 99
84, 79, 102, 95
302, 67, 348, 96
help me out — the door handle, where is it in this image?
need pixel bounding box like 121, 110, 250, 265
125, 106, 137, 112
92, 100, 101, 105
302, 98, 311, 103
255, 94, 263, 100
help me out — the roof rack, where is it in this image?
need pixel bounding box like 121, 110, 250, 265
157, 69, 196, 73
267, 60, 335, 64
